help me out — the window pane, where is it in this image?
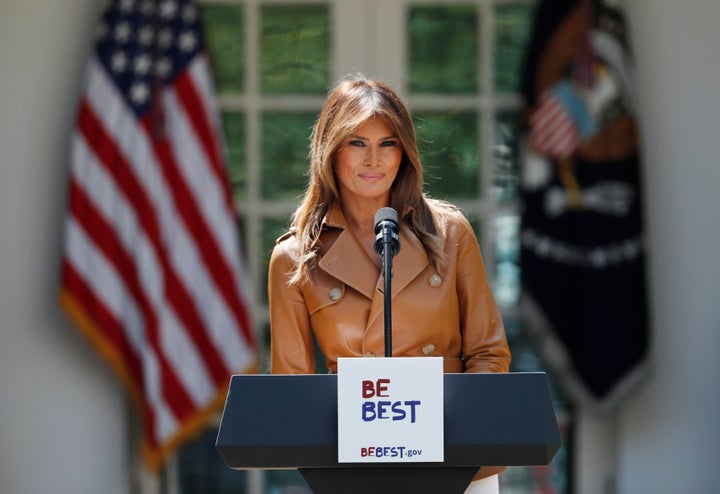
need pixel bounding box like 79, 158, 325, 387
492, 214, 520, 308
493, 111, 522, 204
261, 5, 330, 94
260, 216, 292, 307
261, 112, 315, 200
408, 5, 479, 94
493, 4, 534, 94
468, 216, 483, 248
221, 111, 245, 202
200, 5, 244, 94
414, 112, 480, 199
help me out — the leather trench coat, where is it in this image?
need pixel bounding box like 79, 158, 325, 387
268, 203, 511, 481
268, 203, 510, 375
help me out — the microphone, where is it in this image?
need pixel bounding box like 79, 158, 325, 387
373, 207, 400, 258
373, 207, 400, 358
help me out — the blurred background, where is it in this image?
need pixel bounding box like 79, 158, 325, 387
0, 0, 718, 493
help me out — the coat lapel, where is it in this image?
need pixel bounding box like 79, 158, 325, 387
316, 204, 430, 330
367, 226, 429, 329
318, 228, 378, 299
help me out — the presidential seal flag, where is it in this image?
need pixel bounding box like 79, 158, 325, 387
520, 0, 649, 411
59, 0, 257, 470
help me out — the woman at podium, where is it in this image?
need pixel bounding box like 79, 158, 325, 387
268, 73, 511, 494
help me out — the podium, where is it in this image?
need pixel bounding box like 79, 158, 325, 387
216, 372, 561, 494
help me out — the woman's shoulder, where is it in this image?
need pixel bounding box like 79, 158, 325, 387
425, 198, 473, 230
275, 229, 297, 245
272, 229, 301, 259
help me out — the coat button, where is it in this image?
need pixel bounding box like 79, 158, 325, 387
422, 344, 435, 355
428, 274, 442, 287
329, 287, 342, 301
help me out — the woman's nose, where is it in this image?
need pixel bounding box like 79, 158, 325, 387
365, 146, 379, 166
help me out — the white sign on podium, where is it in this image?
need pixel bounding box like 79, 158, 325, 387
337, 357, 444, 463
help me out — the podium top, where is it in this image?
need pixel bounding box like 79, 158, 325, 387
216, 372, 561, 469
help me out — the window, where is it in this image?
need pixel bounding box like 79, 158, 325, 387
158, 1, 570, 493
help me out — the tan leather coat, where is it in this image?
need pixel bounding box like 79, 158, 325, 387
268, 203, 511, 375
268, 203, 510, 480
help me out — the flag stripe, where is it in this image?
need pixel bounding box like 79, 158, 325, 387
67, 156, 221, 408
74, 102, 236, 399
170, 69, 245, 281
174, 67, 232, 209
60, 259, 162, 445
63, 217, 178, 444
67, 179, 198, 421
61, 260, 145, 395
150, 133, 254, 354
162, 82, 256, 357
530, 95, 579, 158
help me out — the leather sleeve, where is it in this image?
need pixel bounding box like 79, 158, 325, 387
268, 238, 316, 374
453, 213, 511, 374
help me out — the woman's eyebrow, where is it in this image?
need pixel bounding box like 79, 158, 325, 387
347, 134, 397, 141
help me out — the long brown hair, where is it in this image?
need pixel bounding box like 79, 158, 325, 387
288, 73, 452, 284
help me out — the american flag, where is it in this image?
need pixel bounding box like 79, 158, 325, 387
59, 0, 257, 471
529, 88, 580, 159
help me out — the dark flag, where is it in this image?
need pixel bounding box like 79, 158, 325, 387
520, 0, 649, 411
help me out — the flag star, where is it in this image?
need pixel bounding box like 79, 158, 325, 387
111, 51, 129, 73
160, 0, 178, 19
114, 21, 132, 43
158, 28, 174, 49
141, 0, 155, 16
134, 53, 153, 75
155, 57, 172, 79
178, 31, 197, 52
119, 0, 135, 13
130, 82, 151, 104
182, 4, 198, 23
138, 25, 154, 46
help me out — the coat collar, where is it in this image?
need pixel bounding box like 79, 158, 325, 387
318, 203, 429, 300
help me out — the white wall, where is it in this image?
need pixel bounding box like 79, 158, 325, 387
0, 1, 718, 493
617, 1, 720, 492
0, 1, 130, 493
576, 1, 720, 493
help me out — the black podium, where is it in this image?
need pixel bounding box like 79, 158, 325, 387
216, 373, 561, 494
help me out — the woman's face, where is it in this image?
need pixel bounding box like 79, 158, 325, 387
334, 116, 403, 209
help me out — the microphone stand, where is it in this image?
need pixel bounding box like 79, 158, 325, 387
381, 237, 393, 358
374, 207, 400, 358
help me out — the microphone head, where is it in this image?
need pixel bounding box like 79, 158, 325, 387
373, 207, 400, 257
373, 207, 399, 233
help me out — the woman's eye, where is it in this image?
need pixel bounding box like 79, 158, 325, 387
381, 140, 398, 147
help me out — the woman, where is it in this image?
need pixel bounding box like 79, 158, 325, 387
268, 74, 511, 493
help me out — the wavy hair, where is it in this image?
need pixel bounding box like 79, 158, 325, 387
288, 73, 452, 284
